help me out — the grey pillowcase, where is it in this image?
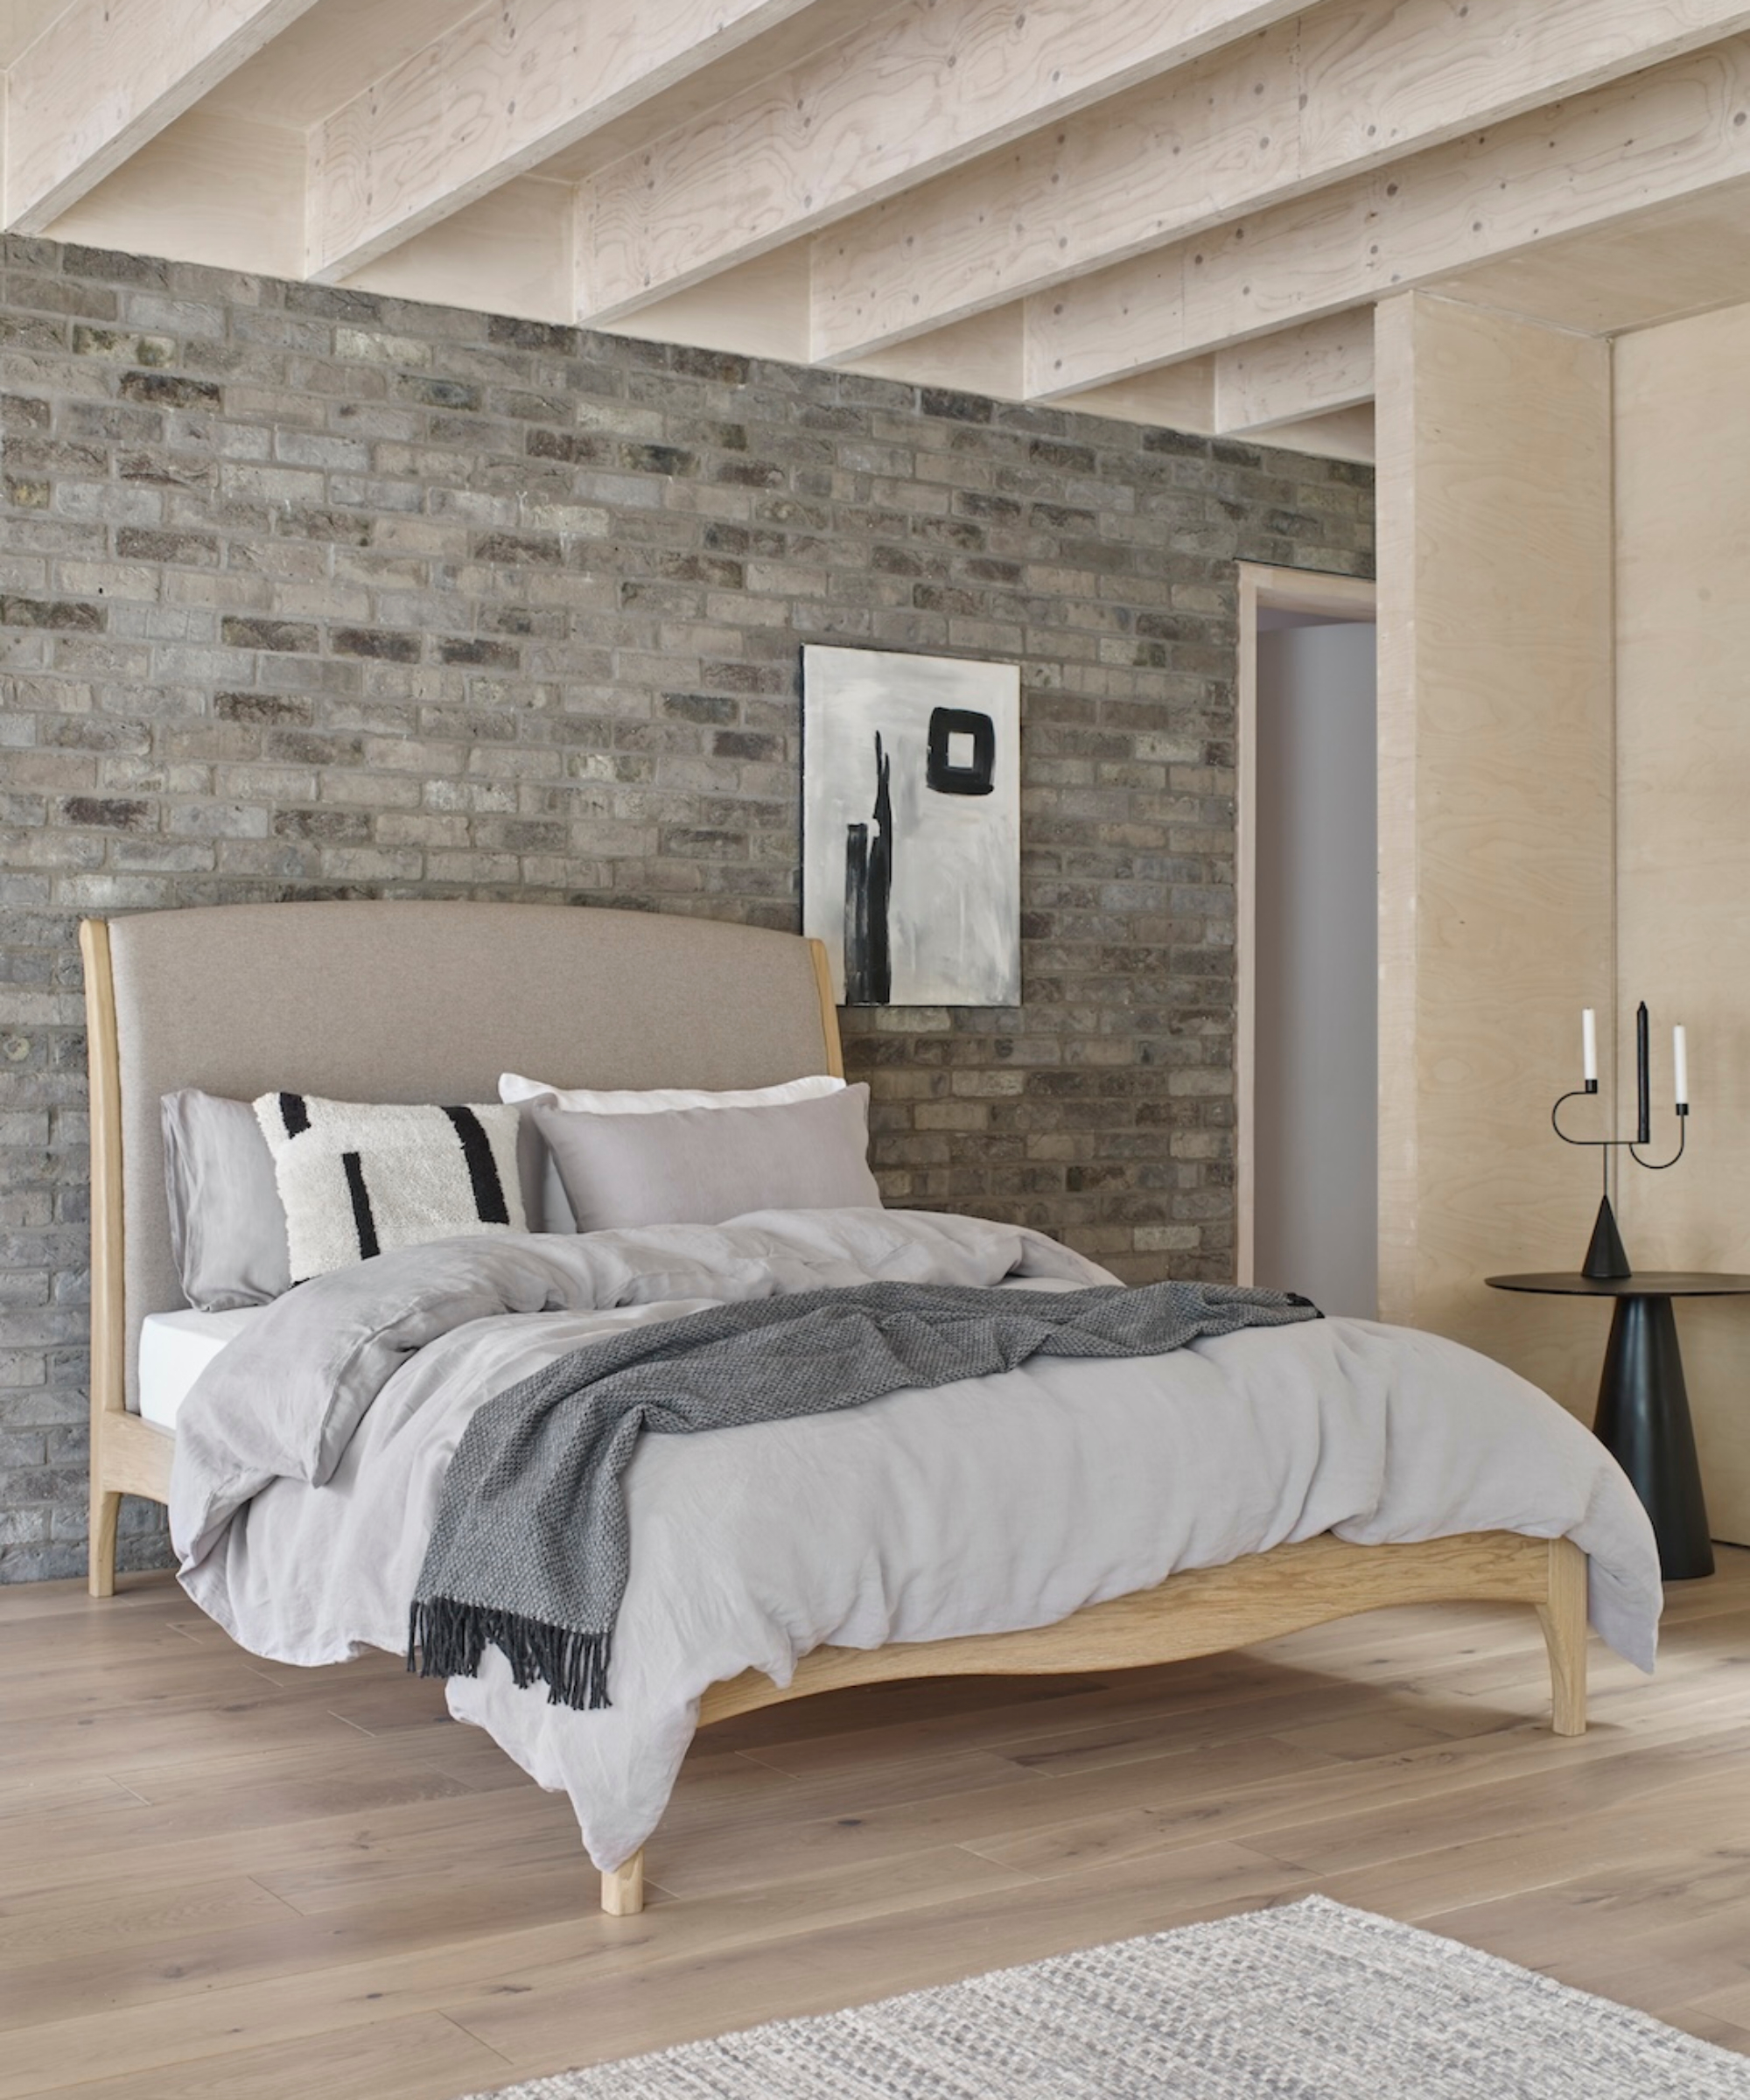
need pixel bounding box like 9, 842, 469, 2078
530, 1083, 882, 1235
161, 1088, 292, 1310
164, 1087, 551, 1306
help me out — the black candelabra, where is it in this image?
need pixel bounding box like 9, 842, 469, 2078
1552, 1000, 1689, 1279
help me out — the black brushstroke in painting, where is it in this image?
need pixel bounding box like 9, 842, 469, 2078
844, 732, 893, 1004
844, 822, 869, 1002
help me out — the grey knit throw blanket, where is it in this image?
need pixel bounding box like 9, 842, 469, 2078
408, 1278, 1319, 1711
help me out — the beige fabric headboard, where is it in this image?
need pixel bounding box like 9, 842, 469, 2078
81, 901, 841, 1414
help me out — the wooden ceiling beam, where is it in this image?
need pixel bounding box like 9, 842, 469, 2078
1044, 323, 1374, 452
812, 0, 1750, 362
1214, 311, 1376, 435
573, 0, 1305, 323
4, 0, 319, 233
1026, 36, 1750, 397
304, 0, 824, 284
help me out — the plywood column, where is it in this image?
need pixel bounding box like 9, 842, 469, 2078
1375, 292, 1615, 1416
1615, 301, 1750, 1545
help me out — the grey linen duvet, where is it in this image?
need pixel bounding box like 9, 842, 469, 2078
172, 1208, 1662, 1874
410, 1278, 1320, 1712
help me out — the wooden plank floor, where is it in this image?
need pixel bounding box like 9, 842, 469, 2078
4, 1552, 1749, 2097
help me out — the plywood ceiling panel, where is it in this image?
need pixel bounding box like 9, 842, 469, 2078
0, 0, 70, 67
15, 0, 1750, 462
1425, 178, 1750, 339
200, 0, 483, 125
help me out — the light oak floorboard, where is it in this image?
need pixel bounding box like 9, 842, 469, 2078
2, 1555, 1746, 2096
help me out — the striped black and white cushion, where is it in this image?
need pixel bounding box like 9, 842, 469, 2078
252, 1092, 525, 1283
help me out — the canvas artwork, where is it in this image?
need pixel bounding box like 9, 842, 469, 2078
802, 644, 1021, 1006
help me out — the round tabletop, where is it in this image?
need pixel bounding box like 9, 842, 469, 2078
1486, 1271, 1750, 1298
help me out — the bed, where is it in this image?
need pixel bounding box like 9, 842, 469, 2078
80, 900, 1659, 1919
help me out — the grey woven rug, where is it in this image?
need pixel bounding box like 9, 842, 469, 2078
461, 1895, 1750, 2098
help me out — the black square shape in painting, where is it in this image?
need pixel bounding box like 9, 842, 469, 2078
927, 707, 997, 795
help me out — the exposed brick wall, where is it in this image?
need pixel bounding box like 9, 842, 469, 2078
0, 234, 1374, 1580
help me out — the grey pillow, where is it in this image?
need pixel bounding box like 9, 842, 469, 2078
161, 1088, 292, 1310
164, 1088, 550, 1304
530, 1083, 882, 1235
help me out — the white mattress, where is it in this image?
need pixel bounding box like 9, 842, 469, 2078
137, 1306, 262, 1431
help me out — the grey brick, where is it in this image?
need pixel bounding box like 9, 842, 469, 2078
2, 595, 103, 631
332, 626, 421, 663
118, 369, 220, 409
220, 617, 319, 654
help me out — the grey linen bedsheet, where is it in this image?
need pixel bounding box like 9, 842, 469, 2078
172, 1207, 1662, 1873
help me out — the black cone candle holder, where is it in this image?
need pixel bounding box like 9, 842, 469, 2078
1581, 1189, 1633, 1281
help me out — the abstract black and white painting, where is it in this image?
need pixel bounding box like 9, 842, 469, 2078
802, 644, 1020, 1006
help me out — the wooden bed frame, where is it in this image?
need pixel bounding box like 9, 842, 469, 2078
78, 905, 1589, 1922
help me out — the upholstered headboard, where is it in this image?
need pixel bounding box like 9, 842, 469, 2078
80, 901, 841, 1417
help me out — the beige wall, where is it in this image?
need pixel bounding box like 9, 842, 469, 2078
1375, 292, 1617, 1419
1615, 303, 1750, 1546
1376, 286, 1750, 1544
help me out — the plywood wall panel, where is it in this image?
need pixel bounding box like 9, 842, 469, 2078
1614, 300, 1750, 1545
1375, 292, 1615, 1418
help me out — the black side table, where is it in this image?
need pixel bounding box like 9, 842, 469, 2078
1485, 1271, 1750, 1581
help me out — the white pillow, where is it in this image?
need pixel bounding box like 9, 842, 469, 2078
253, 1093, 526, 1282
500, 1071, 845, 1233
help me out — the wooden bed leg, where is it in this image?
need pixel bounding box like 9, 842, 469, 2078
601, 1849, 645, 1917
88, 1483, 121, 1600
81, 919, 127, 1604
1537, 1537, 1587, 1736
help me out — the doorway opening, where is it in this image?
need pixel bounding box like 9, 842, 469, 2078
1236, 565, 1378, 1318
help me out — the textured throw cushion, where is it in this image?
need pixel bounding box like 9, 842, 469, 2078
530, 1083, 881, 1235
500, 1070, 845, 1233
161, 1088, 293, 1310
253, 1093, 527, 1282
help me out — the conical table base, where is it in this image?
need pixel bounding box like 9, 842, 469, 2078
1485, 1270, 1750, 1582
1593, 1294, 1714, 1580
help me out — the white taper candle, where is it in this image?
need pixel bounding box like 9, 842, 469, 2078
1582, 1008, 1598, 1084
1673, 1025, 1688, 1107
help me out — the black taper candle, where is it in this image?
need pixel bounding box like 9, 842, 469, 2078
1636, 1000, 1651, 1144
